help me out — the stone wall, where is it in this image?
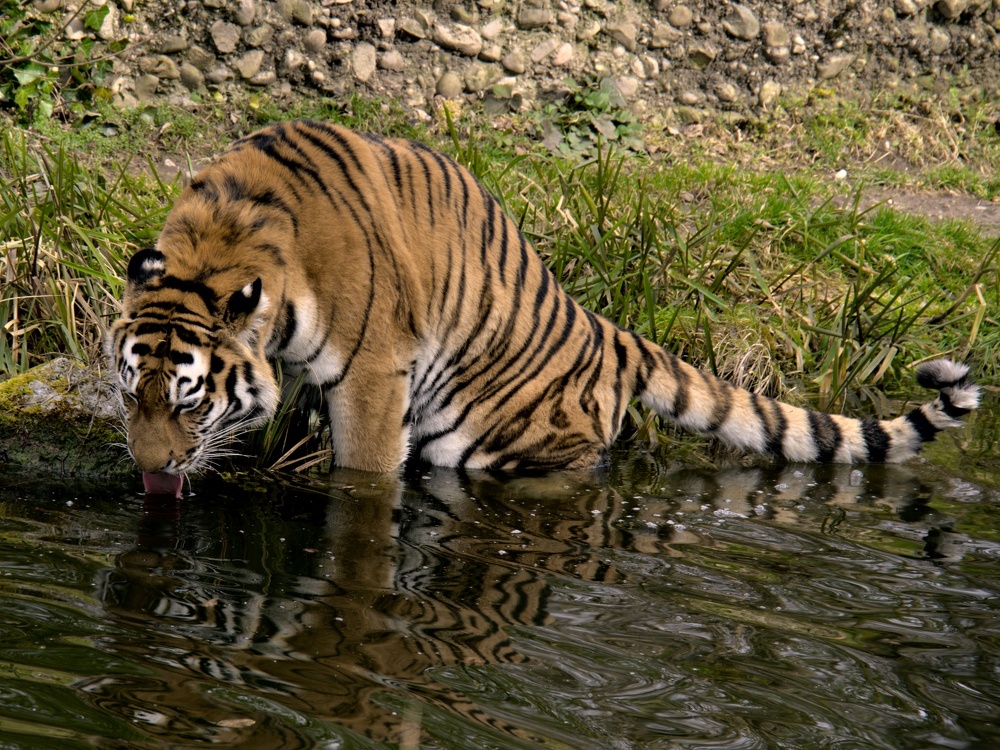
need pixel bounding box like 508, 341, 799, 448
43, 1, 1000, 121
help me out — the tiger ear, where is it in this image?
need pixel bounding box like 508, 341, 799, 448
126, 248, 166, 288
224, 278, 263, 327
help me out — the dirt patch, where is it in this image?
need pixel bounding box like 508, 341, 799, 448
854, 187, 1000, 234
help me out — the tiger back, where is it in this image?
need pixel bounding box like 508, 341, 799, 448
107, 120, 979, 479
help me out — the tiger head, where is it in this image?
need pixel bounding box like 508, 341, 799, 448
106, 247, 281, 476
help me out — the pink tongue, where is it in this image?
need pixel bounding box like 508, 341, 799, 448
142, 471, 185, 498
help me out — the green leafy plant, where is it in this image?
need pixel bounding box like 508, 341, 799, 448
0, 0, 126, 123
535, 76, 645, 158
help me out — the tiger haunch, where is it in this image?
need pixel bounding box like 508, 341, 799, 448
107, 120, 979, 475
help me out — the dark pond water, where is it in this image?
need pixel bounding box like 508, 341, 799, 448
2, 398, 999, 749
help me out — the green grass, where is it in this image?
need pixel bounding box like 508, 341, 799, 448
2, 91, 998, 468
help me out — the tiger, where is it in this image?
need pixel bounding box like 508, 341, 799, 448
106, 119, 980, 491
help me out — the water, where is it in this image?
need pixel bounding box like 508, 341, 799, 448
2, 401, 999, 749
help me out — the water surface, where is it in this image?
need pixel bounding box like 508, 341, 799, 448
1, 399, 998, 749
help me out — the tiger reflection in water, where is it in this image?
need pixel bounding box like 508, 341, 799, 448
92, 462, 953, 747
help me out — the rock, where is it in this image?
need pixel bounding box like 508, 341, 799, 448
502, 49, 527, 74
716, 82, 740, 102
480, 18, 504, 41
479, 44, 502, 62
688, 42, 718, 69
398, 18, 428, 39
649, 22, 682, 49
379, 50, 406, 71
668, 6, 693, 28
530, 37, 560, 63
304, 28, 326, 53
235, 0, 256, 26
95, 2, 117, 40
435, 71, 464, 97
929, 26, 950, 54
134, 74, 159, 102
464, 63, 501, 92
276, 0, 313, 26
605, 21, 639, 52
378, 19, 396, 38
817, 53, 855, 79
766, 46, 790, 64
283, 49, 304, 72
517, 8, 553, 29
895, 0, 919, 14
576, 20, 601, 41
552, 42, 574, 66
759, 80, 782, 110
352, 42, 377, 82
205, 66, 232, 84
159, 34, 189, 54
250, 71, 277, 86
235, 50, 265, 79
149, 56, 180, 79
722, 4, 759, 41
179, 63, 204, 90
761, 22, 789, 48
432, 24, 484, 56
186, 46, 217, 71
936, 0, 969, 19
678, 90, 701, 105
616, 76, 640, 99
244, 25, 274, 48
210, 20, 241, 54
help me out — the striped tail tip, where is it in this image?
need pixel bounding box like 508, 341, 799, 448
905, 359, 980, 447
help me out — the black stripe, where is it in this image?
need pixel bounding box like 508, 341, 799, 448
905, 407, 939, 442
939, 391, 971, 419
807, 410, 841, 462
860, 418, 890, 462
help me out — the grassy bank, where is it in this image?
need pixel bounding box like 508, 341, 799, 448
1, 92, 997, 468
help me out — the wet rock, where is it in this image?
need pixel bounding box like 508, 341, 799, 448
723, 5, 760, 40
352, 42, 377, 82
432, 24, 484, 56
817, 53, 855, 79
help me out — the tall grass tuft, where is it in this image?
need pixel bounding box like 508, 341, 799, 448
0, 130, 173, 375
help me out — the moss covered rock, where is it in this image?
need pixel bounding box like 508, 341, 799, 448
0, 358, 129, 477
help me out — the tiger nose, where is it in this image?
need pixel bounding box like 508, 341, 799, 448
130, 435, 177, 473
